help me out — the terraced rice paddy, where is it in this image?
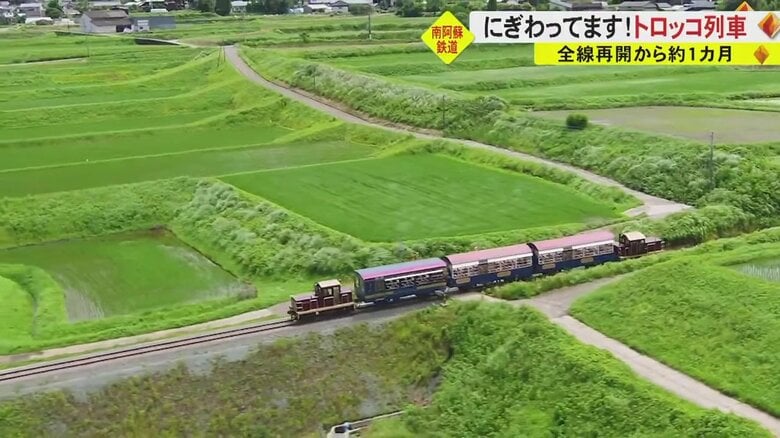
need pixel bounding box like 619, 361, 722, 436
223, 154, 623, 241
316, 44, 780, 104
0, 39, 376, 197
0, 229, 252, 321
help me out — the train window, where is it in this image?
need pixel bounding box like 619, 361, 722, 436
539, 251, 565, 263
485, 255, 532, 273
451, 264, 479, 279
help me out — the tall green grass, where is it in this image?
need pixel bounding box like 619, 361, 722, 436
378, 303, 770, 437
571, 255, 780, 416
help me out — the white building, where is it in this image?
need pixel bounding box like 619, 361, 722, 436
80, 9, 131, 33
231, 0, 247, 12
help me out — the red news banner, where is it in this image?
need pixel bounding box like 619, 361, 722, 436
467, 10, 780, 65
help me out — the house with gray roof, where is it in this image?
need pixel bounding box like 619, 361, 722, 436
80, 9, 131, 33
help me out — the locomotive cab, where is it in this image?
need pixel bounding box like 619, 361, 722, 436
619, 232, 664, 257
315, 279, 343, 304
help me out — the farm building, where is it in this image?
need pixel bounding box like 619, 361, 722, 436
18, 2, 43, 17
80, 9, 131, 33
304, 3, 331, 12
129, 15, 175, 31
231, 0, 247, 12
88, 0, 122, 8
330, 0, 349, 12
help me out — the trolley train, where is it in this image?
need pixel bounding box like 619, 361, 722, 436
288, 229, 663, 321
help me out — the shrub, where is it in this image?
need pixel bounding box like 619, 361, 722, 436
565, 113, 589, 130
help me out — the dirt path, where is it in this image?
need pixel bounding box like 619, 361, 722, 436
457, 279, 780, 436
223, 45, 691, 220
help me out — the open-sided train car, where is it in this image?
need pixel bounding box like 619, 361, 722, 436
528, 229, 620, 275
443, 243, 535, 290
287, 230, 665, 321
353, 258, 448, 304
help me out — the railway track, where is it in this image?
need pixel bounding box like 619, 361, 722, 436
0, 318, 294, 383
0, 296, 445, 384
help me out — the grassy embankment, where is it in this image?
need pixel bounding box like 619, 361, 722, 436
570, 242, 780, 416
0, 302, 770, 437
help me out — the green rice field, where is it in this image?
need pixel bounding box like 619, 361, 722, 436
534, 106, 780, 144
732, 257, 780, 282
0, 229, 252, 321
223, 154, 623, 241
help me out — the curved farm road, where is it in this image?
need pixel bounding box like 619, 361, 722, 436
458, 278, 780, 436
223, 45, 691, 220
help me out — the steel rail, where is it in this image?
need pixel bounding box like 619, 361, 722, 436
0, 318, 294, 382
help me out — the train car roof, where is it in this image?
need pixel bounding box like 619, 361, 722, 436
355, 258, 446, 281
530, 230, 616, 252
443, 243, 533, 266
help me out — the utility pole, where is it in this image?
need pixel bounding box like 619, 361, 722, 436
368, 7, 372, 40
441, 94, 445, 130
709, 131, 715, 191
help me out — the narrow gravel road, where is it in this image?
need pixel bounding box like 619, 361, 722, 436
223, 45, 691, 220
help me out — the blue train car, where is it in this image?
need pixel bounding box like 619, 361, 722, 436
354, 258, 448, 304
443, 243, 535, 290
528, 230, 619, 275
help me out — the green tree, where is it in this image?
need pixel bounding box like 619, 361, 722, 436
425, 0, 441, 12
487, 0, 497, 10
215, 0, 232, 15
198, 0, 215, 12
46, 0, 62, 17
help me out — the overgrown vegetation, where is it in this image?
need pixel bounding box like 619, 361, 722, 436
362, 303, 770, 437
0, 302, 769, 437
570, 246, 780, 416
0, 307, 454, 437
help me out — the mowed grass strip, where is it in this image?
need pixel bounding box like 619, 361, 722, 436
223, 154, 622, 242
0, 140, 375, 197
570, 259, 780, 416
0, 229, 251, 321
534, 106, 780, 144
